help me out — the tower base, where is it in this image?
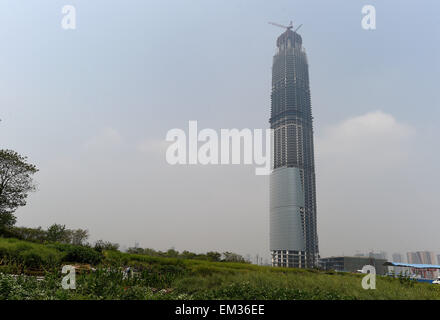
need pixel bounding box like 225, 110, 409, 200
271, 250, 306, 268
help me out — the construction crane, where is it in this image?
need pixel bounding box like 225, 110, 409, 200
268, 21, 293, 30
268, 21, 303, 33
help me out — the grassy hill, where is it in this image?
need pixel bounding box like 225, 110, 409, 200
1, 237, 440, 300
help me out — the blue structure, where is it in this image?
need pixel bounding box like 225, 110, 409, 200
385, 262, 440, 269
384, 262, 440, 282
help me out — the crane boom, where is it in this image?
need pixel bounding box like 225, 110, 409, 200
268, 21, 302, 32
294, 24, 303, 32
268, 21, 292, 30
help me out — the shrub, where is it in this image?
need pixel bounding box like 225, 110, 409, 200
8, 227, 48, 243
19, 251, 44, 269
64, 246, 102, 265
48, 243, 103, 265
0, 238, 63, 270
94, 240, 119, 252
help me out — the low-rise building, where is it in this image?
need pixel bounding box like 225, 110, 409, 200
319, 256, 387, 275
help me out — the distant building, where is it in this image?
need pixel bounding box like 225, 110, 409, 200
353, 251, 365, 257
392, 253, 403, 263
319, 256, 387, 275
385, 262, 440, 280
368, 251, 387, 260
407, 252, 421, 264
437, 254, 440, 265
407, 251, 436, 265
390, 253, 406, 276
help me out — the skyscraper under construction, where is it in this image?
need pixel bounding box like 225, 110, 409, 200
269, 24, 319, 268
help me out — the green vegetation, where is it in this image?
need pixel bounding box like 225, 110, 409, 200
0, 237, 103, 273
4, 224, 90, 246
0, 149, 38, 232
1, 149, 438, 300
126, 247, 244, 263
1, 237, 440, 300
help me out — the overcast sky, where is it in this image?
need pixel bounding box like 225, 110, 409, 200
1, 0, 439, 261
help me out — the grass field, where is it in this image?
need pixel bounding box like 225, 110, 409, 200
1, 237, 440, 300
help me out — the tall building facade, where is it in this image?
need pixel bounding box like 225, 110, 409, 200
392, 253, 403, 263
269, 28, 319, 268
407, 251, 436, 265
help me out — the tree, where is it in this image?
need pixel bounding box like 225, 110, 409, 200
0, 212, 16, 230
166, 248, 179, 258
70, 228, 89, 245
222, 251, 247, 263
127, 247, 145, 255
206, 251, 222, 262
181, 250, 197, 260
47, 223, 69, 242
11, 226, 47, 242
0, 150, 38, 230
94, 240, 120, 252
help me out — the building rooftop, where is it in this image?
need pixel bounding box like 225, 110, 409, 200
384, 262, 440, 269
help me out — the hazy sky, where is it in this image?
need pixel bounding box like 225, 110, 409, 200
1, 0, 439, 261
